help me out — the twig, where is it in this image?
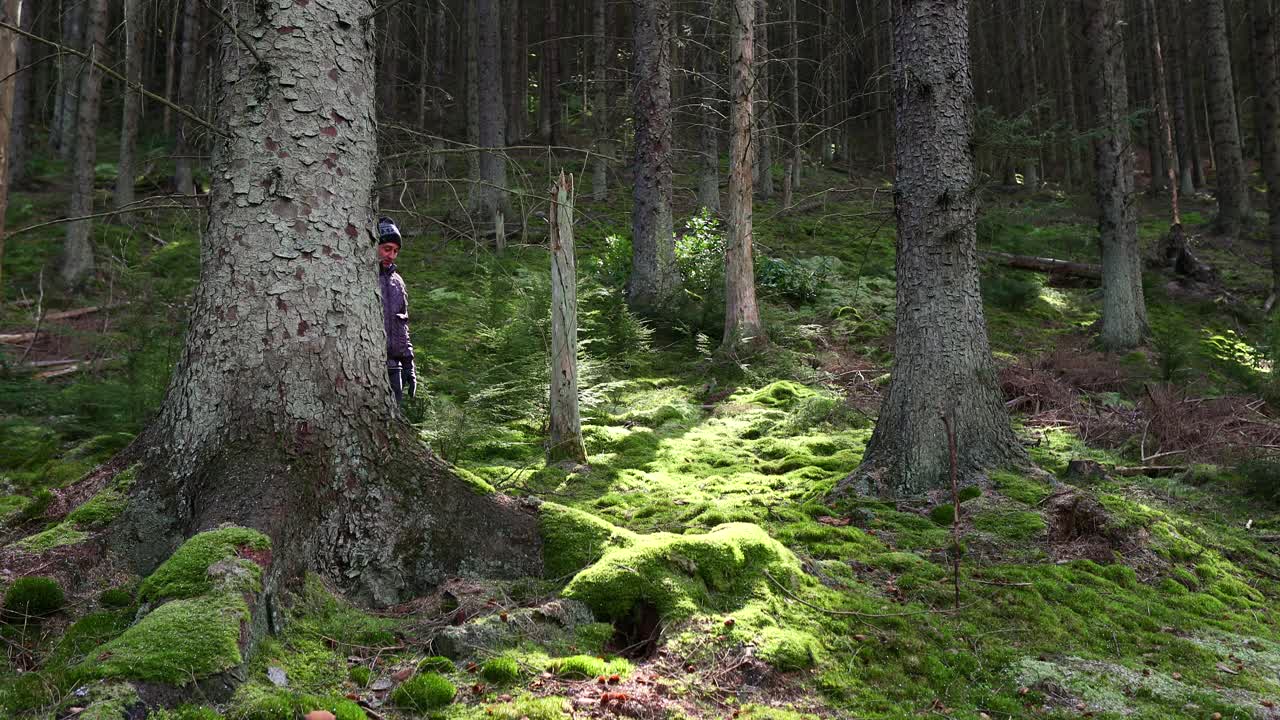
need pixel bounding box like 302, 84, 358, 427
4, 203, 199, 240
0, 21, 227, 138
192, 0, 265, 66
18, 269, 44, 366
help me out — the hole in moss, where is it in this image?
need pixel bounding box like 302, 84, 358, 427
609, 601, 660, 660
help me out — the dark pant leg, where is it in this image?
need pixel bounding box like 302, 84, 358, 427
388, 366, 403, 404
401, 357, 416, 400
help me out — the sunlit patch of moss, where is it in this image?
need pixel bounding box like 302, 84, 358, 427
87, 592, 249, 684
139, 526, 270, 602
972, 509, 1046, 541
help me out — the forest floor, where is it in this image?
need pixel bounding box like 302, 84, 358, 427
1, 141, 1279, 720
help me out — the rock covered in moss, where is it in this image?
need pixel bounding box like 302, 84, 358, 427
540, 502, 638, 579
433, 598, 595, 658
87, 592, 250, 684
139, 526, 271, 602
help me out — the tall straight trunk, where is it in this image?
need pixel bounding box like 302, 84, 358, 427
628, 0, 679, 313
1169, 0, 1195, 195
174, 0, 199, 196
506, 0, 525, 142
1253, 0, 1280, 302
1137, 0, 1165, 194
1059, 1, 1081, 188
104, 0, 541, 609
787, 0, 802, 185
163, 0, 180, 135
1145, 0, 1179, 224
52, 0, 84, 160
432, 0, 447, 128
62, 0, 108, 288
0, 0, 19, 296
116, 0, 145, 214
834, 0, 1022, 498
547, 172, 588, 465
416, 0, 432, 128
1086, 0, 1146, 351
472, 0, 509, 223
590, 0, 610, 200
540, 0, 561, 144
5, 0, 31, 189
754, 0, 773, 199
1015, 1, 1037, 189
1183, 5, 1206, 191
695, 0, 720, 212
1205, 0, 1251, 237
721, 0, 765, 351
466, 0, 481, 192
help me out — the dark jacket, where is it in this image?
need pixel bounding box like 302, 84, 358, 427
379, 263, 412, 366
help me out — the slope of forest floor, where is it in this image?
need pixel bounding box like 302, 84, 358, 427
1, 146, 1279, 720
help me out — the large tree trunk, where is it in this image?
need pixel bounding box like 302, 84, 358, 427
5, 0, 31, 190
590, 0, 611, 201
116, 0, 145, 215
628, 0, 679, 313
1086, 0, 1146, 351
0, 0, 18, 297
106, 0, 542, 609
61, 0, 108, 289
832, 0, 1023, 498
471, 0, 510, 223
1205, 0, 1251, 237
1254, 0, 1280, 303
173, 0, 200, 197
695, 0, 720, 212
721, 0, 765, 351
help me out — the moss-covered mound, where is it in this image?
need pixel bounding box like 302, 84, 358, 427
86, 592, 250, 684
139, 526, 271, 602
9, 465, 139, 553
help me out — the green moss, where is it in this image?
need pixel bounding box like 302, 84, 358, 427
482, 655, 521, 683
65, 464, 137, 528
958, 485, 982, 502
455, 466, 496, 494
0, 494, 30, 522
3, 576, 64, 619
139, 526, 271, 602
12, 522, 89, 552
287, 575, 398, 648
99, 587, 134, 608
733, 381, 817, 409
419, 655, 456, 673
991, 470, 1051, 505
146, 705, 223, 720
548, 654, 606, 678
573, 622, 615, 652
470, 694, 571, 720
349, 665, 372, 688
78, 682, 140, 720
88, 592, 249, 684
253, 636, 346, 691
48, 610, 133, 667
390, 672, 456, 711
227, 684, 367, 720
539, 502, 638, 579
972, 510, 1046, 541
755, 627, 823, 670
928, 504, 955, 526
1098, 563, 1137, 589
561, 522, 801, 621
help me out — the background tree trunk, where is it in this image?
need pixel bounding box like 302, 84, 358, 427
1253, 0, 1280, 303
753, 0, 773, 200
173, 0, 199, 196
5, 0, 31, 189
1169, 0, 1196, 196
695, 0, 720, 212
51, 0, 84, 160
61, 0, 108, 289
116, 0, 145, 215
0, 0, 19, 297
1086, 0, 1146, 351
548, 172, 588, 465
833, 0, 1023, 498
1146, 0, 1179, 224
472, 0, 510, 223
506, 0, 525, 142
787, 0, 802, 185
540, 0, 561, 144
591, 0, 611, 201
466, 0, 482, 204
108, 0, 542, 609
1205, 0, 1251, 237
163, 0, 180, 136
721, 0, 765, 351
628, 0, 679, 313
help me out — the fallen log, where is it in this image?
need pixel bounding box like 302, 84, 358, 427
980, 251, 1101, 279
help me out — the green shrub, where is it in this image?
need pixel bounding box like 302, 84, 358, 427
390, 672, 456, 711
3, 577, 64, 620
481, 656, 521, 683
1151, 323, 1196, 382
756, 255, 835, 304
929, 504, 956, 526
958, 486, 982, 502
1238, 458, 1280, 505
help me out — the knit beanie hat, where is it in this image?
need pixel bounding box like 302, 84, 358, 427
377, 217, 402, 247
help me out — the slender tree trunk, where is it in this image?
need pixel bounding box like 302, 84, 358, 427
1146, 0, 1179, 224
754, 0, 773, 200
471, 0, 509, 226
506, 0, 525, 142
52, 0, 84, 160
629, 0, 679, 313
61, 0, 107, 288
694, 0, 720, 212
174, 0, 199, 196
1205, 0, 1251, 237
1059, 1, 1081, 189
547, 172, 588, 465
722, 0, 765, 351
94, 0, 542, 612
1168, 0, 1195, 196
163, 0, 180, 135
591, 0, 611, 201
116, 0, 145, 215
787, 0, 802, 185
833, 0, 1022, 498
540, 0, 561, 144
416, 0, 432, 128
5, 0, 31, 189
1253, 0, 1280, 303
1016, 1, 1037, 189
465, 0, 481, 200
1086, 0, 1146, 351
0, 0, 19, 297
432, 0, 447, 128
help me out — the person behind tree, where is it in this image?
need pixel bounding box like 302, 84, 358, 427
377, 217, 416, 404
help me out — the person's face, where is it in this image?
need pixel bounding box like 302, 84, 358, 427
378, 242, 400, 267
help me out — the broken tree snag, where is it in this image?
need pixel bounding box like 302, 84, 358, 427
547, 172, 588, 466
1156, 224, 1218, 283
980, 251, 1102, 280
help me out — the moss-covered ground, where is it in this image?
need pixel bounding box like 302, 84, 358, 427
3, 136, 1280, 719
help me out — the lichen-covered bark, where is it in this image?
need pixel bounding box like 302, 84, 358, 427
832, 0, 1024, 499
109, 0, 542, 607
1085, 0, 1147, 351
1205, 0, 1250, 237
629, 0, 680, 313
721, 0, 765, 351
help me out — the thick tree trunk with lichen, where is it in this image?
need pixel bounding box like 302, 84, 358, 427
831, 0, 1024, 499
106, 0, 542, 609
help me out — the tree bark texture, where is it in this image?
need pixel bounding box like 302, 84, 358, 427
163, 0, 180, 135
472, 0, 510, 221
106, 0, 542, 608
0, 0, 18, 296
1254, 0, 1280, 301
4, 0, 30, 189
547, 173, 588, 465
754, 0, 773, 200
116, 0, 145, 214
1205, 0, 1251, 237
1168, 0, 1196, 196
506, 0, 525, 142
591, 0, 611, 201
1085, 0, 1146, 351
1145, 0, 1179, 224
695, 0, 720, 212
1059, 1, 1081, 188
787, 0, 802, 186
52, 0, 83, 160
61, 0, 107, 289
539, 0, 561, 144
629, 0, 679, 313
466, 0, 481, 197
174, 0, 200, 196
721, 0, 765, 351
834, 0, 1023, 498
